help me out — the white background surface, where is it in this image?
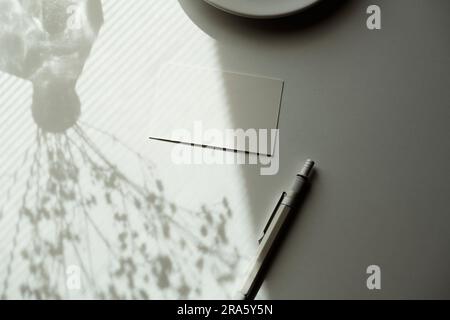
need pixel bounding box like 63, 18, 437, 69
0, 0, 449, 299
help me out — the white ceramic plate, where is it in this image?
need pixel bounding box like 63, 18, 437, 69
203, 0, 321, 18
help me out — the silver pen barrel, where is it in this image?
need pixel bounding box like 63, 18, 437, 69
237, 159, 315, 300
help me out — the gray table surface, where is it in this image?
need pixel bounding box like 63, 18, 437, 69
179, 0, 450, 299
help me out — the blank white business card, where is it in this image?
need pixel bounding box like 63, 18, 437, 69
148, 64, 283, 155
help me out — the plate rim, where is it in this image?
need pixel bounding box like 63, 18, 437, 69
203, 0, 322, 19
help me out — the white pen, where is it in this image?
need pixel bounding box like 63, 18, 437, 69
237, 159, 315, 300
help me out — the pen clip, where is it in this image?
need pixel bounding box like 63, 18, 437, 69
258, 192, 287, 244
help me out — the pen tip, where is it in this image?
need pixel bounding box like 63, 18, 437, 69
300, 159, 315, 178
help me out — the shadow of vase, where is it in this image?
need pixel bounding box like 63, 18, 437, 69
31, 79, 80, 133
0, 0, 104, 133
